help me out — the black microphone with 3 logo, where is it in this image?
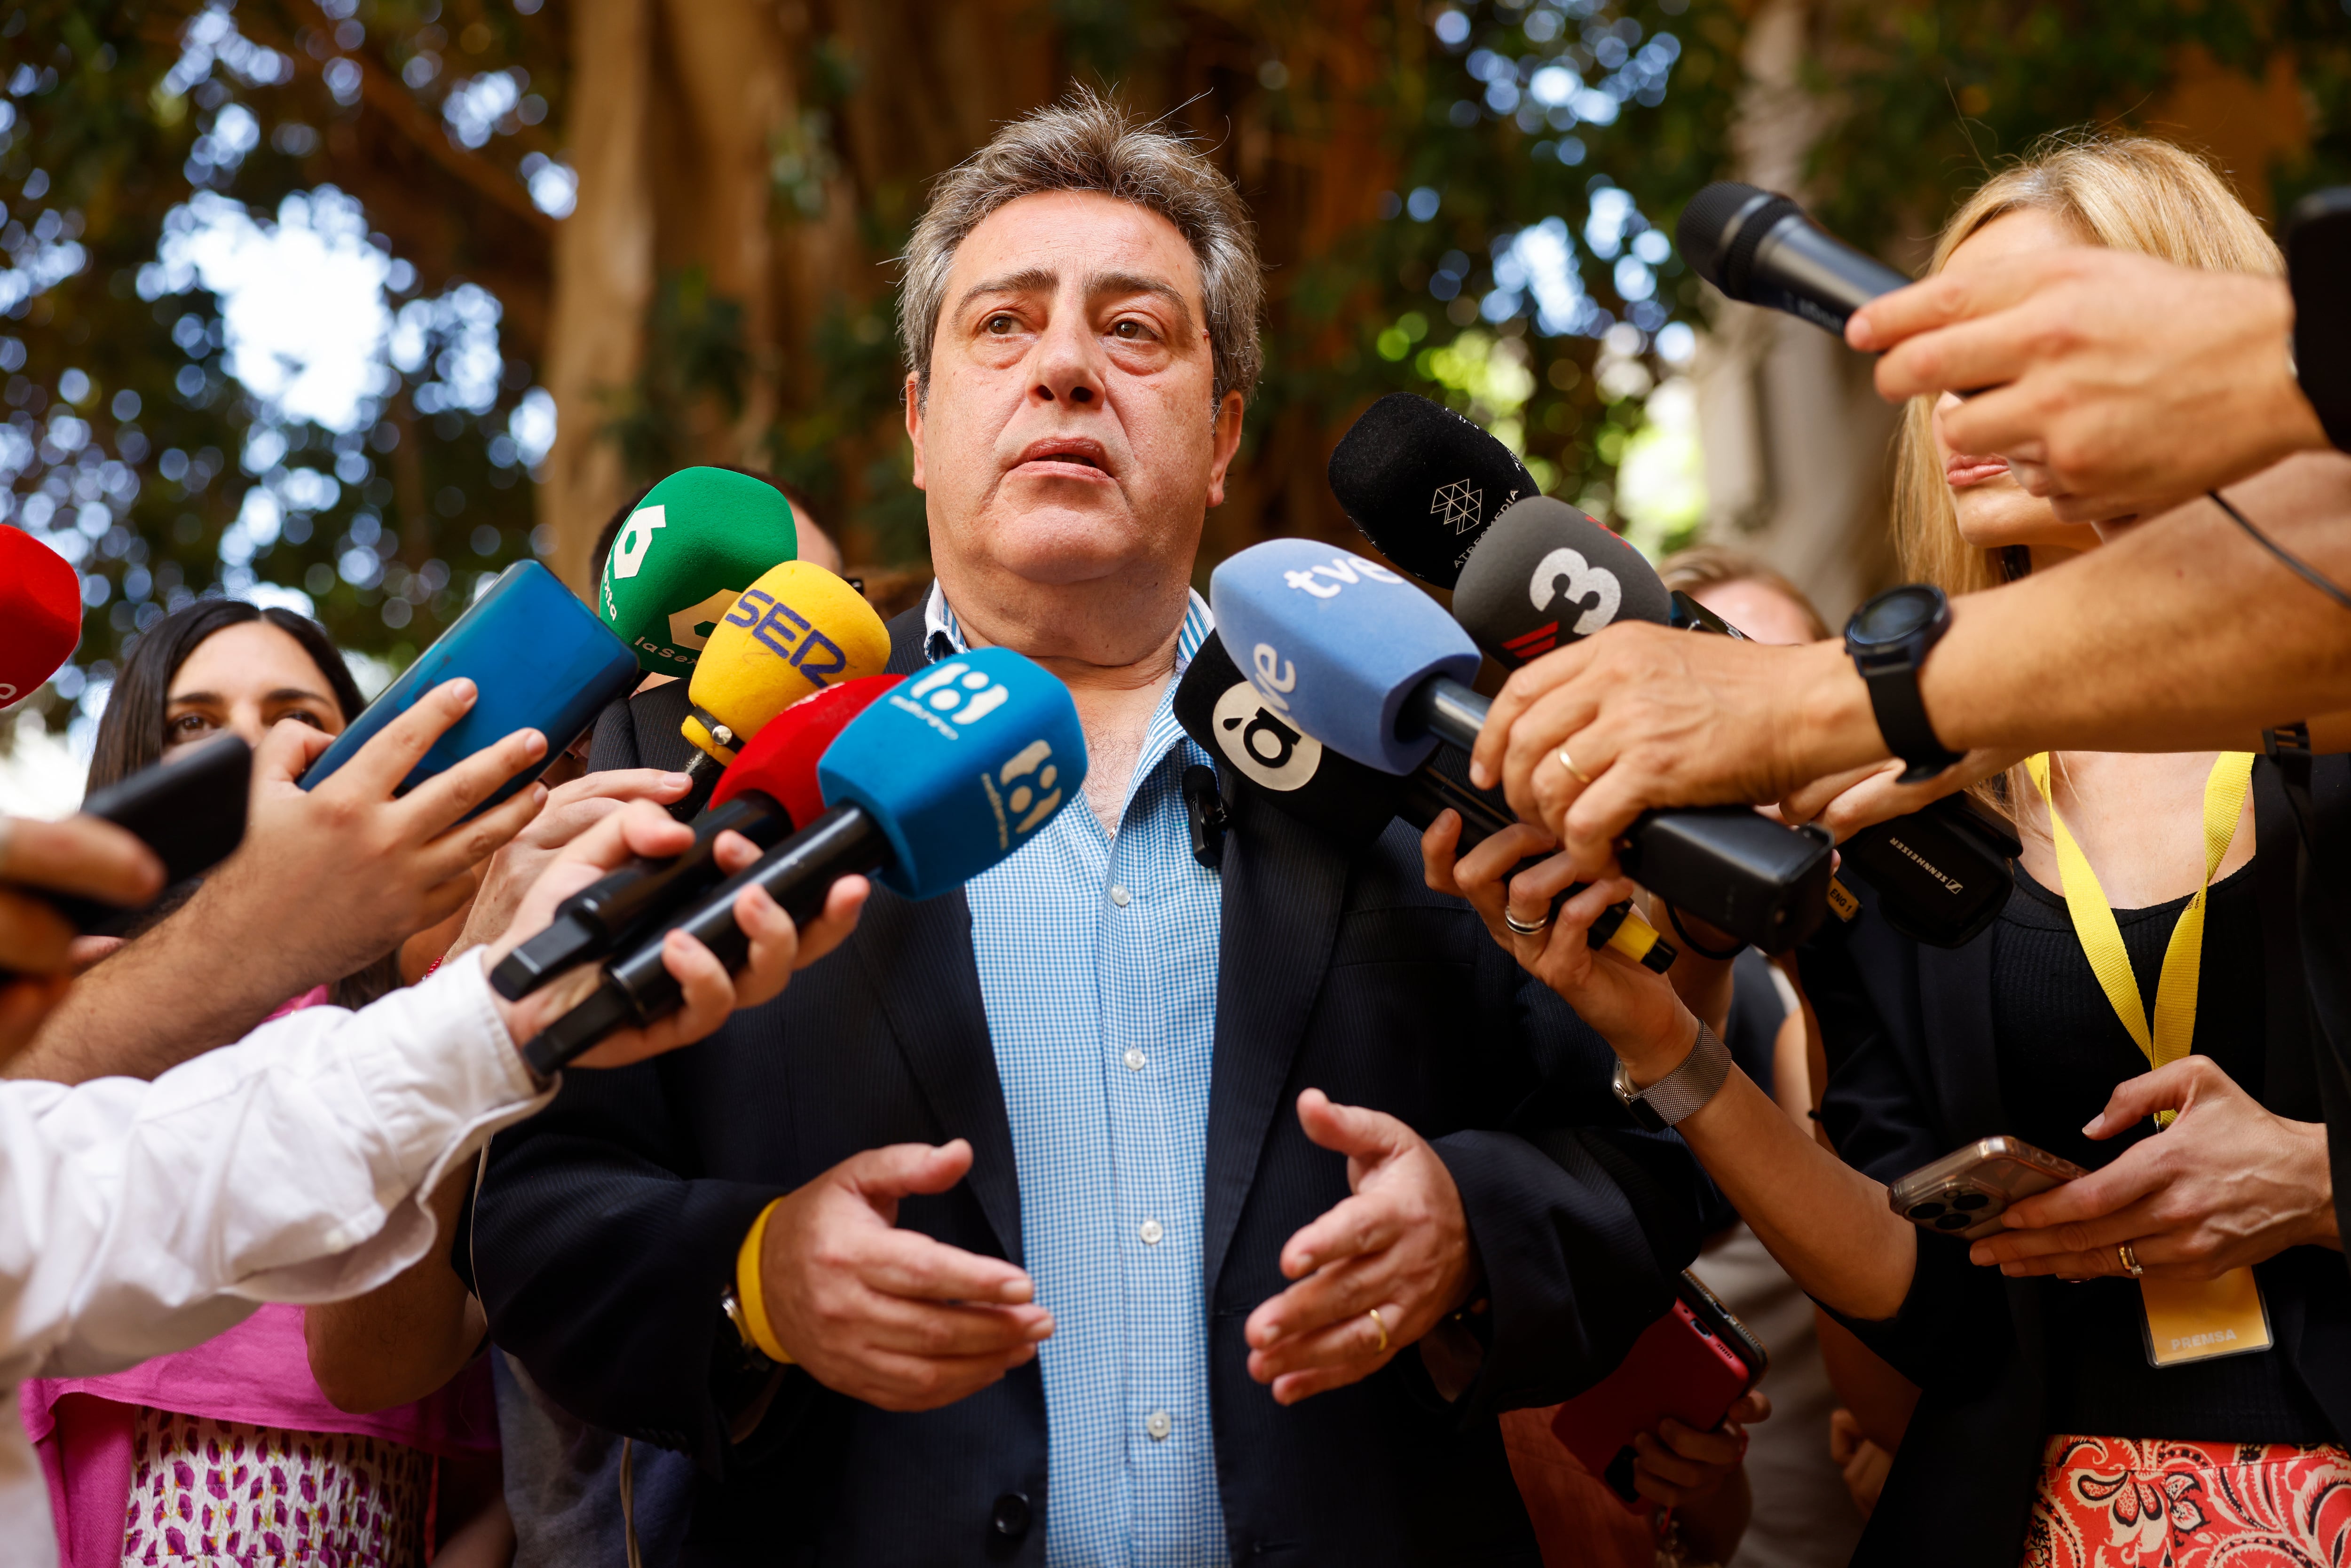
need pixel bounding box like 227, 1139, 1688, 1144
1336, 393, 2017, 949
1173, 629, 1677, 971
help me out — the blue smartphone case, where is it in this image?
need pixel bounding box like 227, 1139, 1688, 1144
300, 561, 640, 816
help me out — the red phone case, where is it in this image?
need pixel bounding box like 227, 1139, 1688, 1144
1549, 1297, 1755, 1509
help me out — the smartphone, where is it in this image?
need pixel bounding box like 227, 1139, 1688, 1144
1889, 1135, 2089, 1241
300, 561, 639, 817
1549, 1271, 1768, 1508
1838, 791, 2021, 949
2288, 188, 2351, 452
42, 733, 251, 934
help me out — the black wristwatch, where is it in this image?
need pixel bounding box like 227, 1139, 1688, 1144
1844, 584, 1964, 784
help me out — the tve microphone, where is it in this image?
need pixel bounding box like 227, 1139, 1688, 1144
1677, 181, 1911, 335
1328, 393, 1538, 587
1212, 539, 1831, 953
489, 674, 901, 1000
597, 466, 800, 674
1456, 498, 2017, 948
518, 647, 1086, 1074
302, 561, 639, 816
1173, 631, 1673, 971
671, 561, 892, 816
0, 527, 79, 708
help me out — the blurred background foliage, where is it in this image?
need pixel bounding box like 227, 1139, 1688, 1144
2, 0, 2345, 761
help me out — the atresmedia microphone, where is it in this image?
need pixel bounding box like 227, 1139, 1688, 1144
1453, 495, 2020, 947
669, 559, 893, 817
0, 526, 81, 709
597, 465, 802, 676
490, 674, 901, 1000
1327, 391, 1538, 586
1210, 537, 1830, 953
1173, 630, 1673, 971
519, 647, 1086, 1074
1676, 181, 1911, 335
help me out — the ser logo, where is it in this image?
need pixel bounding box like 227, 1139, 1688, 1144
1211, 678, 1322, 792
1505, 547, 1623, 660
1280, 552, 1405, 599
978, 738, 1065, 848
890, 659, 1012, 738
724, 590, 849, 686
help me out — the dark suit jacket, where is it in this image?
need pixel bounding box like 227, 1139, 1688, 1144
472, 608, 1712, 1566
1807, 756, 2351, 1567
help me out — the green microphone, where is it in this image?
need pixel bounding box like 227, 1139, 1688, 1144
597, 467, 800, 674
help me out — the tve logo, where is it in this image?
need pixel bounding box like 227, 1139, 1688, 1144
1280, 552, 1406, 600
978, 738, 1065, 848
891, 659, 1013, 738
724, 589, 849, 686
1210, 678, 1322, 791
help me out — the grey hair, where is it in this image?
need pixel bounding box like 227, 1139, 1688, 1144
898, 86, 1264, 409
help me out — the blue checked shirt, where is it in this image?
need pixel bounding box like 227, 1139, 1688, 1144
926, 584, 1230, 1568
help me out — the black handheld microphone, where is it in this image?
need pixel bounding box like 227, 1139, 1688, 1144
1329, 393, 1539, 587
1171, 632, 1675, 971
1677, 181, 1911, 335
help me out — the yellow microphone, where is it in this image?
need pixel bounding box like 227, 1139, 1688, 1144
673, 563, 892, 815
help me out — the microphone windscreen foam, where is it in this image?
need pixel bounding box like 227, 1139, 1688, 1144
818, 646, 1088, 899
1452, 497, 1673, 666
598, 466, 799, 673
1173, 631, 1404, 849
683, 561, 892, 763
1327, 393, 1538, 588
0, 528, 81, 706
709, 674, 901, 830
1208, 538, 1481, 775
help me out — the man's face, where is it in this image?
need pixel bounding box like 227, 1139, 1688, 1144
907, 190, 1244, 593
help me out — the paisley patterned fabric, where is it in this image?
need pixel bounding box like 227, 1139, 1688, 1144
2022, 1434, 2351, 1567
118, 1408, 430, 1566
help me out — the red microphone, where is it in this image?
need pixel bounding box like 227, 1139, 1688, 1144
490, 674, 902, 1000
0, 528, 81, 707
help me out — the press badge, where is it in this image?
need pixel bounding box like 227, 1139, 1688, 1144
2138, 1267, 2273, 1369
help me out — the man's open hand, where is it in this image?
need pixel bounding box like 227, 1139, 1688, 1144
757, 1139, 1053, 1411
1244, 1090, 1476, 1405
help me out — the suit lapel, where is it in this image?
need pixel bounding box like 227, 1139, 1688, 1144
1917, 936, 2005, 1143
1201, 779, 1352, 1300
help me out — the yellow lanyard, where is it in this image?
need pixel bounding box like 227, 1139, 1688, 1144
2023, 751, 2255, 1127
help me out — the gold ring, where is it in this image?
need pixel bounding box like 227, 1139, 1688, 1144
2116, 1242, 2144, 1278
1557, 746, 1594, 785
1366, 1306, 1388, 1354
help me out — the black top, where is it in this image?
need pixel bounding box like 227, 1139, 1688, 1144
1804, 755, 2351, 1568
1991, 859, 2332, 1442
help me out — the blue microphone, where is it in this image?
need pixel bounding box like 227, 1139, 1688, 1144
1207, 538, 1483, 775
518, 646, 1086, 1073
1210, 539, 1832, 953
301, 561, 640, 816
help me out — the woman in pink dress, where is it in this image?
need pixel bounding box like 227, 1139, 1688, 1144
21, 601, 507, 1567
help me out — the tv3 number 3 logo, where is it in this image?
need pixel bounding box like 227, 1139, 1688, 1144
899, 661, 1062, 846
725, 589, 848, 686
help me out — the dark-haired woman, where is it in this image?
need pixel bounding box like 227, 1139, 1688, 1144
20, 599, 510, 1567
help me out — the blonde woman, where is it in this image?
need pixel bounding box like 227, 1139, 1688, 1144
1428, 134, 2351, 1566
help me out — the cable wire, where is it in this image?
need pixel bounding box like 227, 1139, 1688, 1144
2208, 489, 2351, 613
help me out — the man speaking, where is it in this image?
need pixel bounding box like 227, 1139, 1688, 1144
473, 89, 1705, 1565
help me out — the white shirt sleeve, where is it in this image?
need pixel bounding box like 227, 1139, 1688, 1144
0, 950, 553, 1384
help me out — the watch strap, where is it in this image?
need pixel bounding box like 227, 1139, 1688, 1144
1858, 658, 1963, 784
1615, 1021, 1733, 1131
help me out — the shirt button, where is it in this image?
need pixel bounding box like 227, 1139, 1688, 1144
1145, 1410, 1172, 1442
1110, 885, 1132, 907
1123, 1048, 1147, 1072
1139, 1218, 1164, 1245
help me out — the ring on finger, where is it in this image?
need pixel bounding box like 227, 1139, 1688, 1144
1557, 745, 1594, 785
1503, 905, 1552, 937
1366, 1307, 1388, 1354
2116, 1242, 2144, 1278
